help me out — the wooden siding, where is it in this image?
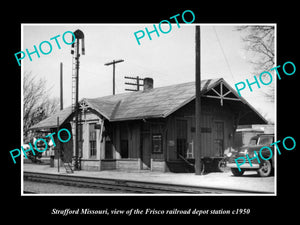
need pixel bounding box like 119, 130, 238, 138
109, 120, 166, 170
78, 112, 103, 161
166, 98, 235, 160
67, 98, 238, 171
112, 121, 141, 159
149, 122, 165, 161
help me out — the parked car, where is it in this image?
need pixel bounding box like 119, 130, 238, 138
227, 134, 274, 177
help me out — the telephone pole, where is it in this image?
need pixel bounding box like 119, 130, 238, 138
195, 25, 203, 175
124, 76, 144, 92
104, 59, 124, 95
60, 62, 63, 110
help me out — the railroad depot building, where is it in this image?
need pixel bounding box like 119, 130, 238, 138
30, 78, 267, 172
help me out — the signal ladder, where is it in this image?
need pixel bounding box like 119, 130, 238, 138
71, 39, 80, 171
71, 41, 78, 112
70, 29, 85, 171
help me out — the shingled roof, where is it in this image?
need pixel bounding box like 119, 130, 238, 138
30, 106, 73, 130
30, 78, 267, 130
84, 78, 219, 121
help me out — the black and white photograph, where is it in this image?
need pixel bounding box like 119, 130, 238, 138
4, 5, 298, 221
21, 23, 276, 195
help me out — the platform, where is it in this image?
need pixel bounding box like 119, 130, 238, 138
22, 163, 275, 194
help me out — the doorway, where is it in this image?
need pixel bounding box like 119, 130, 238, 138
142, 134, 151, 169
213, 121, 224, 156
141, 123, 151, 169
176, 119, 188, 158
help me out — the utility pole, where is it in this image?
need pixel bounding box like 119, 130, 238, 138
104, 59, 124, 95
60, 62, 63, 110
195, 25, 203, 175
124, 76, 144, 91
57, 116, 60, 173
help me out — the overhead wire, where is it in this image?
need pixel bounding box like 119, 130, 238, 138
212, 26, 236, 83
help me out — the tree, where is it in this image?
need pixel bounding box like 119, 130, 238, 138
236, 26, 275, 101
23, 72, 59, 143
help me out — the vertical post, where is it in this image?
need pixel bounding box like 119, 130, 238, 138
113, 61, 116, 95
137, 76, 140, 91
195, 25, 203, 175
57, 117, 60, 173
60, 62, 63, 110
104, 59, 124, 95
71, 29, 84, 171
74, 38, 80, 170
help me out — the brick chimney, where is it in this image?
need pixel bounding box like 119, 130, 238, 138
143, 77, 153, 91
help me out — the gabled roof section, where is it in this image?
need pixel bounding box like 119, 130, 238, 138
30, 106, 73, 130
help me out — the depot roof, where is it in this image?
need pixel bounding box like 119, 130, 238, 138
30, 78, 267, 130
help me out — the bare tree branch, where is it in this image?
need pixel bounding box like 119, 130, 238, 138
236, 25, 275, 101
23, 72, 59, 142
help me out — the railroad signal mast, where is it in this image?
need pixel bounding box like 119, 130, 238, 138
71, 29, 85, 170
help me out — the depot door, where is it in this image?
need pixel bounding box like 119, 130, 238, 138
141, 123, 151, 169
142, 133, 151, 169
176, 119, 188, 158
213, 121, 224, 156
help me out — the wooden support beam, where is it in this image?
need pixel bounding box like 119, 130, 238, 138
223, 90, 232, 97
203, 82, 241, 106
203, 95, 242, 101
220, 83, 223, 106
211, 88, 221, 96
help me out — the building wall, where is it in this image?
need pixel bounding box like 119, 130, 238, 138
100, 159, 116, 170
74, 115, 144, 171
103, 120, 167, 171
68, 98, 237, 172
117, 159, 141, 170
53, 123, 73, 163
166, 98, 235, 161
72, 111, 104, 171
100, 159, 141, 171
151, 159, 166, 172
81, 159, 100, 171
110, 121, 141, 160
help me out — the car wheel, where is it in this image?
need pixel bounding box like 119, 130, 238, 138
231, 168, 245, 176
218, 158, 229, 172
257, 160, 272, 177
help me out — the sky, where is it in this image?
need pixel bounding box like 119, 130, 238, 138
22, 23, 275, 123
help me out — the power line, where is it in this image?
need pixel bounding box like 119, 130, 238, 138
63, 63, 101, 77
213, 27, 236, 82
127, 60, 171, 78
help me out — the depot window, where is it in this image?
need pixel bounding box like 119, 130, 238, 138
89, 123, 97, 158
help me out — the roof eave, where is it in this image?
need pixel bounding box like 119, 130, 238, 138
110, 114, 165, 122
